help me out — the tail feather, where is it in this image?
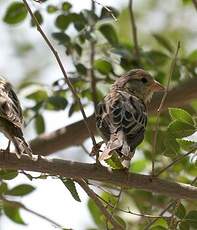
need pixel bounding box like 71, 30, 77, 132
99, 131, 123, 161
12, 136, 32, 159
99, 130, 135, 167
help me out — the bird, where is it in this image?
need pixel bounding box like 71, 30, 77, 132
0, 77, 32, 158
96, 69, 164, 167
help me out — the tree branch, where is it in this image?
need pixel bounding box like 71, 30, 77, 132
156, 147, 197, 177
76, 179, 124, 230
90, 0, 97, 111
30, 77, 197, 156
128, 0, 140, 59
1, 152, 197, 200
192, 0, 197, 11
144, 200, 177, 230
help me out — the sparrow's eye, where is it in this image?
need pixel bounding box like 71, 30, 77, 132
141, 77, 148, 83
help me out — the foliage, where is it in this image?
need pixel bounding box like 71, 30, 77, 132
0, 0, 197, 229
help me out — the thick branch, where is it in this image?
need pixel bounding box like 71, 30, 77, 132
30, 77, 197, 155
1, 152, 197, 200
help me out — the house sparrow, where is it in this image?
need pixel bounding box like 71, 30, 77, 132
0, 77, 32, 158
96, 69, 164, 167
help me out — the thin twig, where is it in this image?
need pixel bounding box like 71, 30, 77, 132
80, 144, 94, 159
107, 187, 123, 228
1, 196, 65, 229
97, 194, 170, 219
152, 41, 180, 176
22, 0, 96, 146
76, 179, 124, 230
144, 200, 177, 230
155, 147, 197, 177
90, 1, 98, 111
88, 182, 117, 196
128, 0, 140, 59
192, 0, 197, 11
191, 176, 197, 185
92, 0, 117, 21
145, 167, 196, 230
169, 200, 180, 229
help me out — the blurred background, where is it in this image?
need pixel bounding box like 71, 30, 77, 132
0, 0, 196, 229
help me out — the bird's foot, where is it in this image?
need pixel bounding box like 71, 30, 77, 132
90, 141, 104, 156
93, 161, 103, 169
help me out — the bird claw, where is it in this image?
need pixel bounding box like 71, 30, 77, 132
90, 141, 104, 156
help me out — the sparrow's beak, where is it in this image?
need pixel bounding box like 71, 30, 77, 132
151, 80, 165, 92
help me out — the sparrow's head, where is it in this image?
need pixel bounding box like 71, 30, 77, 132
114, 69, 165, 103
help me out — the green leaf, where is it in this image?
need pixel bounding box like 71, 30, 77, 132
179, 221, 190, 230
46, 96, 68, 111
175, 203, 186, 219
176, 139, 197, 151
3, 2, 27, 25
3, 202, 26, 225
0, 170, 18, 180
31, 10, 43, 27
153, 34, 173, 53
68, 103, 80, 117
94, 59, 113, 75
130, 159, 147, 173
105, 153, 124, 169
151, 217, 168, 229
0, 183, 8, 195
185, 210, 197, 228
52, 32, 70, 45
6, 184, 35, 196
169, 108, 194, 126
62, 2, 72, 12
101, 192, 116, 207
55, 14, 70, 31
26, 90, 48, 102
143, 50, 169, 66
68, 13, 86, 31
168, 120, 196, 138
150, 227, 167, 230
61, 178, 81, 202
35, 114, 45, 134
188, 50, 197, 62
47, 5, 58, 14
182, 0, 192, 5
99, 24, 118, 46
75, 63, 87, 75
163, 136, 180, 157
88, 198, 103, 227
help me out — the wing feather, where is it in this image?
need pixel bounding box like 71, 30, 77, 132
0, 80, 23, 128
96, 90, 147, 160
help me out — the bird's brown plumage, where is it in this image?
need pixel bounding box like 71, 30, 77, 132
0, 77, 32, 158
96, 69, 164, 166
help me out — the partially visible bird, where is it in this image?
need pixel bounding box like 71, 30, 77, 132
96, 69, 164, 167
0, 77, 32, 158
